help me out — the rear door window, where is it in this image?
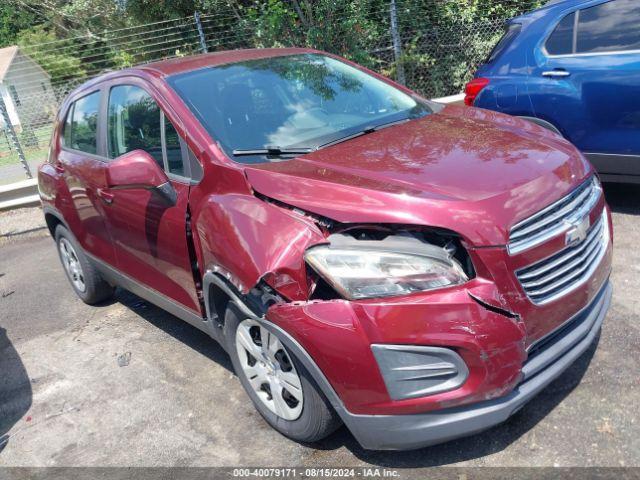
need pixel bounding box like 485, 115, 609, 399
64, 91, 101, 154
486, 24, 522, 63
576, 0, 640, 54
546, 12, 576, 55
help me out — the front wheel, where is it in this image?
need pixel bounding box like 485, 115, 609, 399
224, 304, 341, 443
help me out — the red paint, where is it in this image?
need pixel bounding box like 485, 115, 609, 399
267, 278, 527, 415
245, 104, 590, 247
39, 48, 613, 417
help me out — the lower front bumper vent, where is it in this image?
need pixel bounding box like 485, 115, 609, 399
371, 345, 468, 401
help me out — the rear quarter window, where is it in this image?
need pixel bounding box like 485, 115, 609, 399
546, 12, 576, 55
486, 24, 522, 63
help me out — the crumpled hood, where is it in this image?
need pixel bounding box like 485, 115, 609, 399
244, 105, 592, 246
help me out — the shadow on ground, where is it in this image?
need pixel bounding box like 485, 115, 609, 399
0, 326, 33, 454
603, 182, 640, 215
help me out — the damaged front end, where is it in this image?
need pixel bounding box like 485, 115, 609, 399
304, 226, 473, 301
198, 192, 531, 417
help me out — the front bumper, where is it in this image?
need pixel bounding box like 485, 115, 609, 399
342, 280, 612, 450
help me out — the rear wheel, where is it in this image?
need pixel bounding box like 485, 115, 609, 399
55, 225, 114, 305
224, 303, 341, 443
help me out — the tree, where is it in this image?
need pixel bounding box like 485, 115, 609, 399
124, 0, 203, 23
57, 0, 127, 33
241, 0, 387, 67
0, 3, 41, 47
4, 0, 547, 98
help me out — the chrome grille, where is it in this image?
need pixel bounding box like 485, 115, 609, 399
516, 211, 609, 305
508, 177, 601, 255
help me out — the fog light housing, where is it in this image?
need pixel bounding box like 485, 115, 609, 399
371, 344, 469, 400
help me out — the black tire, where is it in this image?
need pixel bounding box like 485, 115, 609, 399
224, 303, 342, 443
54, 225, 114, 305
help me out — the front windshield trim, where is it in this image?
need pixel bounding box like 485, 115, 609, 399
167, 53, 434, 164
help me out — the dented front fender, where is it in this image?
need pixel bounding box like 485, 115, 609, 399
194, 193, 326, 300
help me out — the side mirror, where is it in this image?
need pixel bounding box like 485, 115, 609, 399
106, 150, 177, 205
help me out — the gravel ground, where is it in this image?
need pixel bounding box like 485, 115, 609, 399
0, 207, 48, 244
0, 184, 638, 469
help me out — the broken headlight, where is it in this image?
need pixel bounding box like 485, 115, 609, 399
305, 237, 469, 300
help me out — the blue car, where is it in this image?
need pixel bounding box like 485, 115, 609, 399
466, 0, 640, 183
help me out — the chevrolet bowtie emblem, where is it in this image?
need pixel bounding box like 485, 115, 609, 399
565, 215, 590, 246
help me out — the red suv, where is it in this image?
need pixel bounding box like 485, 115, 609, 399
38, 48, 613, 450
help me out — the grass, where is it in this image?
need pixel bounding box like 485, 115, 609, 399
0, 124, 52, 168
0, 147, 48, 168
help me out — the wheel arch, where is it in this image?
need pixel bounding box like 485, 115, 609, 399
202, 268, 262, 345
517, 115, 564, 136
43, 206, 70, 238
201, 268, 349, 416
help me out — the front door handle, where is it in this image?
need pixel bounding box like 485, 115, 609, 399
542, 69, 571, 78
97, 188, 114, 205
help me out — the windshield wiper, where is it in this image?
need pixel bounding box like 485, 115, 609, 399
232, 146, 315, 156
319, 118, 412, 149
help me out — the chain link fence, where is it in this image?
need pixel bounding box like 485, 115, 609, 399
0, 0, 543, 182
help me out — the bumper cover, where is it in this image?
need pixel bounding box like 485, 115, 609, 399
343, 280, 612, 450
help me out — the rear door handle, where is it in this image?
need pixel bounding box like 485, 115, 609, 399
542, 69, 571, 78
97, 188, 114, 205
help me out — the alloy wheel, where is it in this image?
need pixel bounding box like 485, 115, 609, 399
59, 238, 86, 293
235, 319, 304, 421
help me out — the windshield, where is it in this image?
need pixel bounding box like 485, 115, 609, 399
167, 54, 432, 163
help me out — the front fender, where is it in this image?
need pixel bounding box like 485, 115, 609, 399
193, 193, 326, 300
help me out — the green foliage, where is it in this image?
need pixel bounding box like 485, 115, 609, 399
391, 0, 545, 96
244, 0, 387, 67
0, 3, 40, 47
231, 0, 545, 96
110, 50, 136, 69
17, 26, 87, 83
246, 0, 298, 48
57, 0, 126, 32
2, 0, 547, 97
124, 0, 205, 23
